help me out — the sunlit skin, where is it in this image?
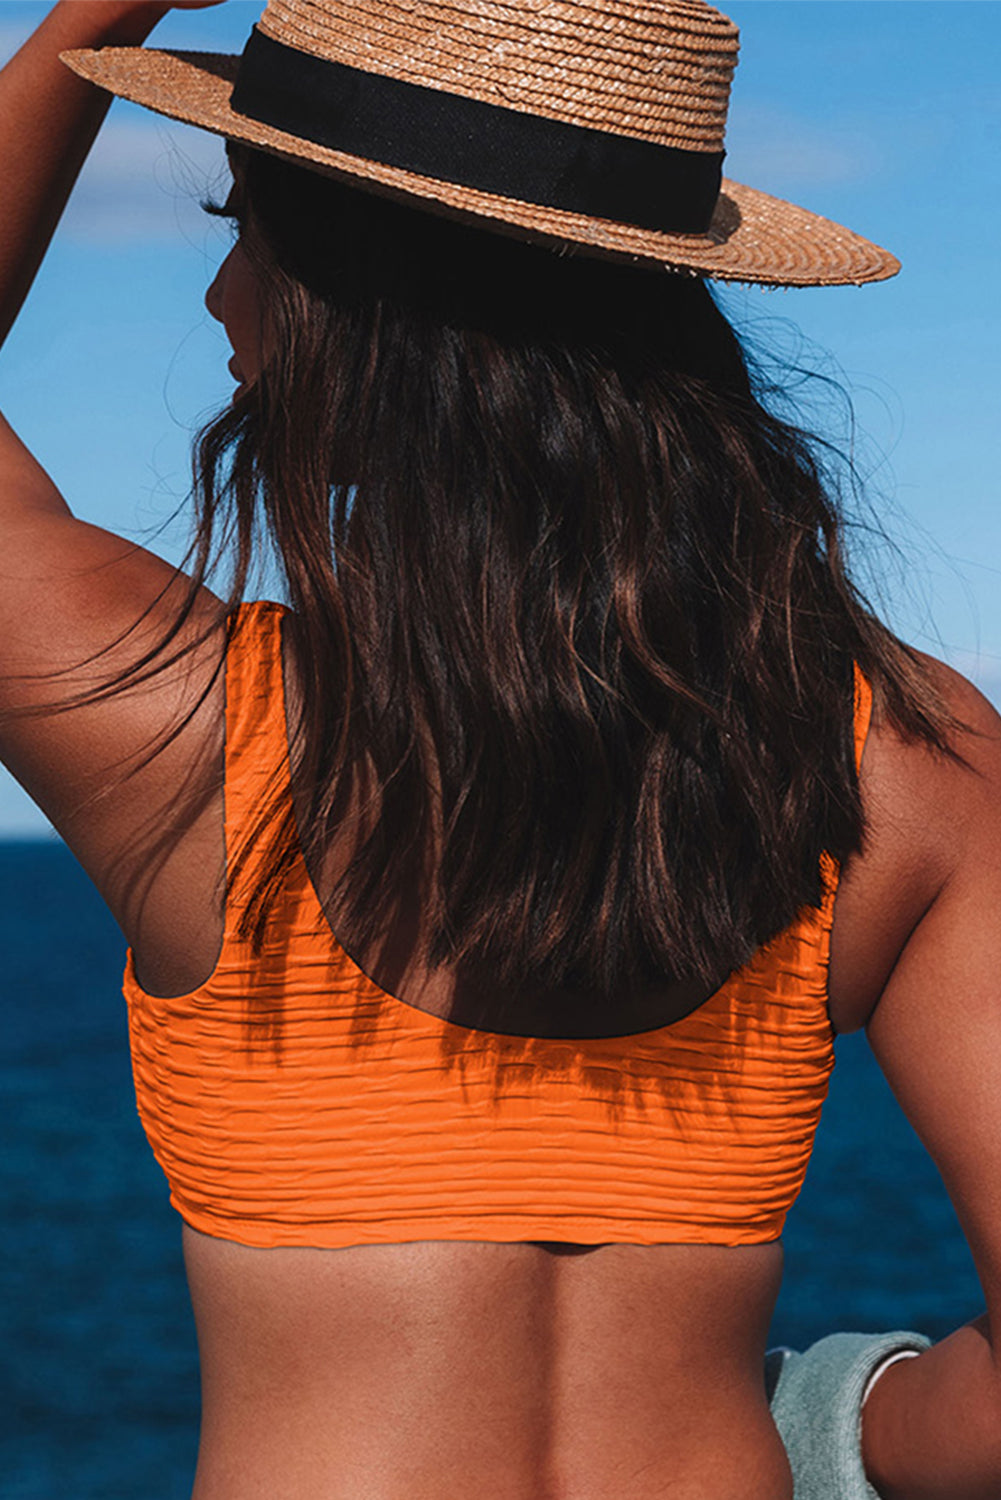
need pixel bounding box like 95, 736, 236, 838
2, 4, 1001, 1500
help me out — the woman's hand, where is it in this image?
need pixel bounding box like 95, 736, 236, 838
109, 0, 232, 17
46, 1, 228, 45
53, 0, 229, 19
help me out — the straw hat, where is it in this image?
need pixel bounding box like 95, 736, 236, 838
61, 0, 899, 287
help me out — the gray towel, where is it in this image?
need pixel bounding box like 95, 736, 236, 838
766, 1331, 931, 1499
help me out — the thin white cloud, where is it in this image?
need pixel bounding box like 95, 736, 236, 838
59, 112, 229, 245
724, 102, 882, 191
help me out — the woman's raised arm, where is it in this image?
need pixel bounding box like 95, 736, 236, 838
0, 1, 229, 958
0, 3, 192, 345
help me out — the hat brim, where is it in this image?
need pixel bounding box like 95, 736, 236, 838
62, 46, 900, 288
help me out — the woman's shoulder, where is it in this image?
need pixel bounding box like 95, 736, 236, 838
867, 650, 1001, 813
897, 648, 1001, 733
829, 651, 1001, 1033
861, 648, 1001, 815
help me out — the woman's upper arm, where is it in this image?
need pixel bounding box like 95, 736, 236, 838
0, 411, 228, 944
863, 666, 1001, 1326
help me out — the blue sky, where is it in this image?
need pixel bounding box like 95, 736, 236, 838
0, 1, 998, 835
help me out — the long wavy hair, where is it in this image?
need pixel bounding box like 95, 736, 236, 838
183, 143, 948, 1002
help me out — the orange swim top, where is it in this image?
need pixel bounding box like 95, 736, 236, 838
124, 601, 872, 1250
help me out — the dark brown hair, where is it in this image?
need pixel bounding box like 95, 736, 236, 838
189, 144, 948, 1001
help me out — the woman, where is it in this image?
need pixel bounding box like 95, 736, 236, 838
2, 2, 1000, 1498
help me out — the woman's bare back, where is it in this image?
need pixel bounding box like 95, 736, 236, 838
129, 625, 802, 1499
184, 1231, 789, 1500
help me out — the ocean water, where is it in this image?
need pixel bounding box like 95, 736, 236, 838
0, 840, 984, 1499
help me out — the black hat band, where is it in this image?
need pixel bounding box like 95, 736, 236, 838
230, 26, 724, 235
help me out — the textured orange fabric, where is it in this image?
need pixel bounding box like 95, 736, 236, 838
124, 601, 873, 1249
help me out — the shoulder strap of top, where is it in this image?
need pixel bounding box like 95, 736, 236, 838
816, 663, 874, 917
853, 662, 874, 774
223, 601, 292, 907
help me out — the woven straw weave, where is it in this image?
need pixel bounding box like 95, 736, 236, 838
260, 0, 738, 150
